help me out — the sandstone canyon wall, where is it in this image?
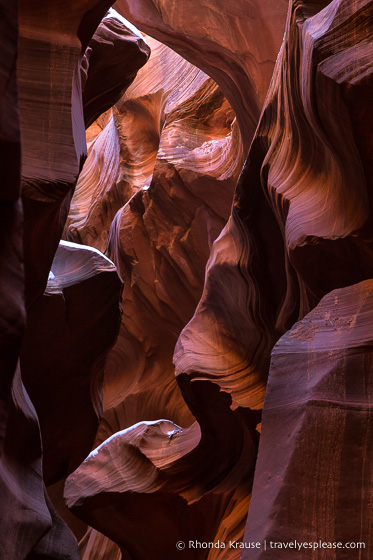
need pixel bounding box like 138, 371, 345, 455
0, 2, 144, 558
0, 0, 372, 559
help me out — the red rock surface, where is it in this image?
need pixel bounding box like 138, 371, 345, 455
113, 0, 289, 149
21, 241, 122, 486
18, 1, 146, 307
64, 33, 249, 559
0, 1, 128, 558
66, 36, 243, 437
82, 9, 150, 128
65, 381, 259, 559
1, 0, 373, 558
175, 0, 373, 414
244, 280, 373, 558
0, 3, 79, 558
174, 0, 373, 556
65, 0, 373, 558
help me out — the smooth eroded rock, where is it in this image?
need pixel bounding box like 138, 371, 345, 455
244, 279, 373, 559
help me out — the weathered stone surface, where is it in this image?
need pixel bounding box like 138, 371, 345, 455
0, 1, 129, 558
114, 0, 289, 149
175, 0, 373, 418
0, 3, 61, 558
21, 241, 122, 486
65, 381, 258, 559
244, 280, 373, 558
63, 37, 248, 552
18, 0, 115, 306
1, 366, 80, 560
79, 528, 122, 560
82, 9, 150, 128
66, 36, 243, 434
62, 29, 250, 558
2, 0, 372, 558
172, 0, 373, 554
65, 1, 373, 557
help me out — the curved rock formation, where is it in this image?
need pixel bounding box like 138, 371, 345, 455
21, 241, 122, 486
0, 1, 132, 558
18, 0, 144, 307
0, 3, 80, 559
65, 380, 258, 559
65, 1, 373, 557
175, 0, 373, 412
79, 529, 122, 560
244, 279, 373, 558
64, 34, 247, 558
82, 9, 150, 128
2, 0, 372, 558
1, 365, 81, 560
173, 0, 373, 554
65, 36, 243, 434
114, 0, 289, 149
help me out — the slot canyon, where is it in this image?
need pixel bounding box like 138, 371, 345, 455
0, 0, 372, 559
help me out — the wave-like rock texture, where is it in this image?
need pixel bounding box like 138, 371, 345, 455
64, 35, 253, 559
243, 279, 373, 558
18, 0, 143, 307
66, 36, 243, 434
82, 9, 150, 128
5, 0, 371, 558
21, 241, 122, 486
0, 3, 80, 559
113, 0, 289, 149
172, 0, 373, 554
175, 0, 373, 411
65, 380, 258, 559
78, 528, 122, 560
0, 1, 131, 558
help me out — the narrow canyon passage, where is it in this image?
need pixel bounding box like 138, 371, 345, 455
0, 1, 372, 559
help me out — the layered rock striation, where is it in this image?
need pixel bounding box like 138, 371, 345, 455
244, 280, 373, 558
19, 3, 148, 308
1, 0, 372, 559
0, 1, 133, 558
64, 30, 250, 560
113, 0, 289, 149
174, 0, 373, 556
65, 0, 373, 558
82, 9, 150, 128
175, 0, 373, 418
66, 35, 244, 435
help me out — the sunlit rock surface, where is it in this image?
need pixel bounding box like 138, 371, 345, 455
21, 241, 122, 486
114, 0, 289, 149
174, 0, 373, 555
66, 36, 243, 435
18, 1, 146, 307
7, 9, 144, 550
64, 34, 248, 558
175, 0, 373, 417
2, 0, 372, 558
65, 381, 258, 559
244, 279, 373, 558
65, 0, 373, 558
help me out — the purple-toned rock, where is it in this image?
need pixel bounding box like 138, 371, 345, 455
21, 241, 122, 486
82, 9, 150, 128
243, 280, 373, 559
